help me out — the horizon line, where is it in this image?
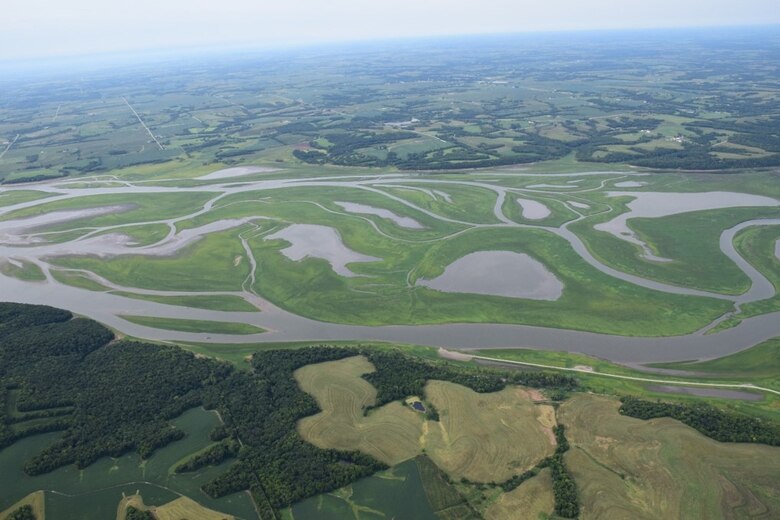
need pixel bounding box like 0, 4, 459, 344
1, 22, 779, 71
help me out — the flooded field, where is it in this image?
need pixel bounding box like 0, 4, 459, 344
0, 408, 257, 519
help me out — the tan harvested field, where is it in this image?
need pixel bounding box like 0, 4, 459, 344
117, 494, 233, 520
295, 356, 423, 465
424, 381, 556, 482
296, 356, 555, 481
484, 469, 554, 520
153, 496, 234, 520
1, 491, 44, 520
559, 394, 780, 519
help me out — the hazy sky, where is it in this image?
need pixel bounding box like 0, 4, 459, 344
2, 0, 779, 61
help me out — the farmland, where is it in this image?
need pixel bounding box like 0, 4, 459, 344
3, 28, 780, 183
295, 356, 555, 481
559, 394, 780, 518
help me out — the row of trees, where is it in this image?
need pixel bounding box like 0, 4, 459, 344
174, 438, 240, 473
619, 397, 780, 446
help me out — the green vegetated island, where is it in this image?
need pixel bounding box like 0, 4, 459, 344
1, 27, 780, 520
0, 303, 779, 520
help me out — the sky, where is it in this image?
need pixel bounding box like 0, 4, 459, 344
2, 0, 779, 61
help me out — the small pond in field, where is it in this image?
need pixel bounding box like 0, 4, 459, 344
265, 224, 380, 277
418, 251, 563, 300
613, 181, 646, 188
516, 198, 551, 220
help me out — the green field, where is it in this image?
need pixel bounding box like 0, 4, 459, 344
120, 315, 264, 335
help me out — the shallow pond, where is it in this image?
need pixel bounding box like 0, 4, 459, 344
516, 198, 551, 220
418, 251, 563, 300
613, 181, 646, 188
265, 224, 380, 277
595, 191, 779, 261
335, 201, 423, 229
0, 205, 134, 245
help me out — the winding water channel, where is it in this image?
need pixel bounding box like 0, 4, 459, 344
0, 169, 778, 364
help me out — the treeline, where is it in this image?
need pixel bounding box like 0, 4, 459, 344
476, 424, 580, 518
174, 438, 240, 473
360, 349, 577, 411
124, 507, 154, 520
619, 397, 780, 446
543, 425, 579, 519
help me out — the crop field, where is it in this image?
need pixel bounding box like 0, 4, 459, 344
483, 469, 553, 520
423, 381, 556, 482
295, 356, 424, 465
558, 394, 780, 519
118, 494, 235, 520
295, 355, 555, 482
